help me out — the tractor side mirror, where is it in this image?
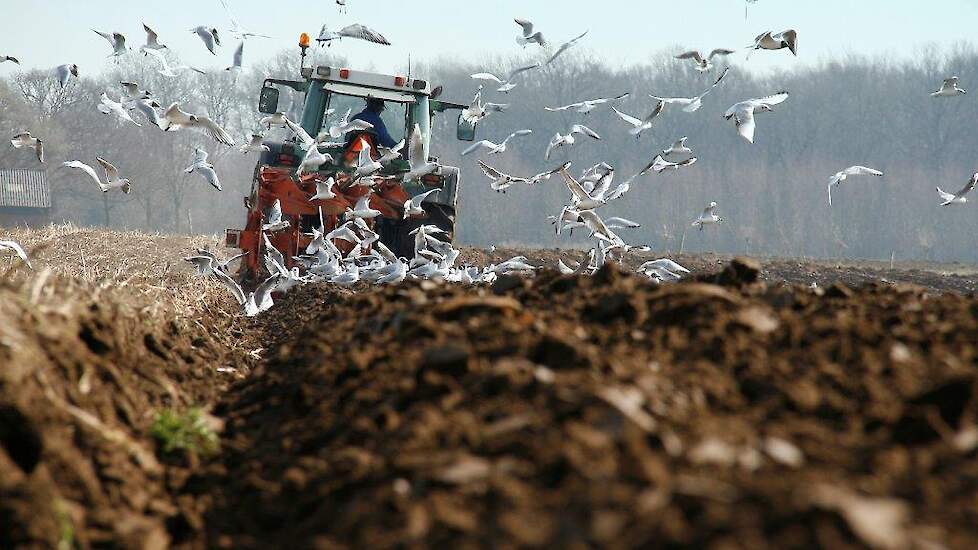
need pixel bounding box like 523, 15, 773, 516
258, 86, 280, 114
456, 113, 476, 142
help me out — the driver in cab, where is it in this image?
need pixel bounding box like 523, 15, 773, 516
344, 97, 397, 165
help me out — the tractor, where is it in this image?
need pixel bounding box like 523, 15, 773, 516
225, 33, 477, 286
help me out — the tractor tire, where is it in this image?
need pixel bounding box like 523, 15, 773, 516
378, 203, 456, 259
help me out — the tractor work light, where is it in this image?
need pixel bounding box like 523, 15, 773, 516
316, 66, 331, 77
412, 79, 427, 90
394, 76, 407, 87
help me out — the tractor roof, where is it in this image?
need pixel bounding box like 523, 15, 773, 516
301, 66, 431, 98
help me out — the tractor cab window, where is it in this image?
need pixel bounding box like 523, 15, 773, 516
323, 94, 407, 145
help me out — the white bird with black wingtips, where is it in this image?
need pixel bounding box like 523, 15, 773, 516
827, 166, 884, 206
184, 148, 222, 191
10, 132, 43, 163
191, 26, 221, 55
545, 124, 601, 160
932, 76, 966, 97
650, 67, 730, 113
141, 23, 167, 52
404, 123, 440, 182
692, 202, 723, 230
471, 63, 540, 93
93, 30, 128, 58
162, 103, 235, 146
937, 173, 978, 206
676, 49, 735, 72
54, 64, 79, 88
462, 129, 532, 156
546, 30, 588, 65
515, 19, 547, 47
723, 91, 790, 143
611, 101, 664, 137
62, 158, 132, 194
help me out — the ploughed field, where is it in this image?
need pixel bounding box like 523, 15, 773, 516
2, 226, 977, 549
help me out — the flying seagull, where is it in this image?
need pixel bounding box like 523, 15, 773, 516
611, 101, 664, 137
1, 55, 20, 64
93, 30, 128, 58
317, 23, 390, 46
470, 63, 540, 93
97, 93, 141, 127
461, 129, 532, 156
54, 64, 79, 88
545, 93, 629, 115
663, 137, 693, 158
545, 124, 600, 160
404, 123, 440, 181
750, 29, 798, 57
546, 30, 588, 65
327, 108, 374, 138
141, 23, 167, 52
191, 26, 221, 55
162, 103, 235, 146
827, 166, 884, 206
692, 202, 723, 230
185, 148, 222, 191
241, 133, 270, 153
675, 49, 735, 72
220, 0, 273, 39
62, 158, 132, 194
10, 132, 43, 163
515, 19, 547, 47
142, 48, 205, 77
932, 76, 966, 97
649, 67, 730, 113
723, 91, 790, 143
461, 87, 509, 124
936, 173, 978, 206
226, 42, 244, 73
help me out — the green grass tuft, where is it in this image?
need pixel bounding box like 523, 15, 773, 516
150, 407, 219, 457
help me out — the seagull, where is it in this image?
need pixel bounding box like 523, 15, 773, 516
142, 48, 205, 77
723, 91, 790, 143
750, 29, 798, 57
476, 160, 567, 192
352, 137, 382, 180
676, 49, 736, 72
932, 76, 966, 97
692, 202, 723, 230
611, 101, 664, 137
403, 189, 439, 219
310, 177, 337, 201
545, 124, 601, 160
638, 154, 698, 175
471, 63, 540, 93
240, 133, 270, 153
404, 123, 440, 181
317, 23, 390, 46
461, 129, 532, 156
62, 158, 132, 194
185, 249, 247, 276
556, 259, 577, 275
125, 98, 163, 128
560, 168, 605, 210
461, 87, 509, 124
347, 192, 381, 219
54, 64, 79, 88
545, 93, 629, 115
297, 142, 335, 176
10, 132, 43, 163
93, 30, 128, 58
225, 42, 244, 73
260, 112, 289, 129
184, 148, 222, 191
663, 137, 693, 158
97, 93, 141, 127
219, 0, 272, 39
213, 267, 283, 317
649, 67, 730, 113
936, 173, 978, 206
515, 19, 547, 47
606, 217, 641, 229
1, 55, 20, 64
638, 259, 689, 282
0, 240, 31, 269
141, 23, 167, 52
120, 81, 151, 100
826, 166, 884, 206
328, 108, 374, 139
162, 103, 235, 146
546, 30, 589, 65
378, 140, 404, 165
262, 199, 290, 231
191, 26, 221, 55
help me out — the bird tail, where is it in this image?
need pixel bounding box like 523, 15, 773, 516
122, 180, 132, 194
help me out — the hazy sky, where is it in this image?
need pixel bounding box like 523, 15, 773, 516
2, 0, 978, 78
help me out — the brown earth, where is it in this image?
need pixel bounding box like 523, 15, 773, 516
1, 227, 978, 549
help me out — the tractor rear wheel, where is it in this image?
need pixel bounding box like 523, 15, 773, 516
378, 203, 456, 259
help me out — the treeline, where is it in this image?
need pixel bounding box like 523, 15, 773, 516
3, 44, 978, 263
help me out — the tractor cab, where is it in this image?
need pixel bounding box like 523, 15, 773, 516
226, 40, 475, 285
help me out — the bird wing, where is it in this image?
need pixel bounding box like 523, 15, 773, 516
196, 115, 236, 146
471, 72, 503, 83
93, 29, 114, 45
546, 30, 589, 64
133, 100, 162, 127
506, 63, 540, 81
409, 189, 439, 209
571, 124, 601, 139
545, 134, 561, 160
198, 165, 222, 191
503, 129, 533, 144
754, 91, 790, 108
477, 160, 504, 180
844, 166, 883, 177
606, 217, 641, 228
284, 117, 314, 147
697, 67, 730, 99
514, 19, 534, 36
63, 160, 105, 191
708, 48, 736, 59
955, 174, 978, 197
778, 29, 798, 55
612, 106, 642, 127
0, 240, 31, 268
143, 23, 159, 45
461, 140, 493, 156
163, 102, 193, 127
95, 157, 120, 181
578, 210, 615, 241
407, 124, 424, 168
734, 106, 757, 143
232, 41, 244, 67
212, 267, 247, 306
936, 187, 956, 203
675, 51, 705, 63
588, 92, 629, 105
338, 24, 391, 45
560, 169, 590, 202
